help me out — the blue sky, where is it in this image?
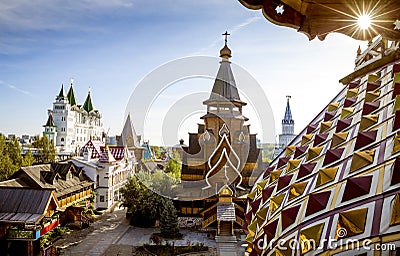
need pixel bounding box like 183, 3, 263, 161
0, 0, 367, 145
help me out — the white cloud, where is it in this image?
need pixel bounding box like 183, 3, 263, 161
193, 16, 261, 55
0, 80, 31, 95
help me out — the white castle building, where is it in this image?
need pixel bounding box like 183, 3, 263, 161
43, 79, 104, 155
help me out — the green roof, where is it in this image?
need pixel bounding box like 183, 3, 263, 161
83, 91, 94, 113
44, 113, 55, 127
67, 84, 77, 106
57, 84, 65, 99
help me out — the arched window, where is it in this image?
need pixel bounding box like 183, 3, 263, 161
61, 137, 65, 142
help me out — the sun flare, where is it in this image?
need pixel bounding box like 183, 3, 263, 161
357, 15, 371, 30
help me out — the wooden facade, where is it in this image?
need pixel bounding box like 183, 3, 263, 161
177, 41, 262, 235
0, 162, 95, 255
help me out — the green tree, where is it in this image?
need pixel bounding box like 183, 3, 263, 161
0, 155, 18, 181
120, 170, 176, 228
33, 136, 56, 163
150, 146, 161, 159
160, 198, 180, 238
4, 137, 23, 167
0, 134, 22, 181
21, 150, 35, 167
152, 170, 177, 198
165, 151, 182, 180
120, 171, 161, 227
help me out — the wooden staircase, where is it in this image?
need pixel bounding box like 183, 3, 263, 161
219, 221, 232, 236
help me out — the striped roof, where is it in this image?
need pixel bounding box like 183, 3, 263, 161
0, 188, 57, 224
81, 140, 104, 158
101, 146, 125, 160
81, 140, 126, 161
99, 145, 116, 163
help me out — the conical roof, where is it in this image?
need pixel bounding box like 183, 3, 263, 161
44, 112, 56, 127
121, 113, 140, 148
204, 40, 246, 107
282, 96, 293, 124
82, 90, 94, 113
67, 82, 77, 106
57, 84, 65, 100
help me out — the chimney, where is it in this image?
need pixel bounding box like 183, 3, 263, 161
84, 148, 92, 161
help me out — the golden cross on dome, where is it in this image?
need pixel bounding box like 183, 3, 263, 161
222, 31, 230, 45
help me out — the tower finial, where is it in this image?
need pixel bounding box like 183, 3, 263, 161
222, 31, 230, 46
220, 31, 232, 59
70, 77, 74, 86
286, 95, 291, 102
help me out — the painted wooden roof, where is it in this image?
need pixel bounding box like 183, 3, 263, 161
239, 0, 400, 41
245, 39, 400, 255
0, 188, 56, 224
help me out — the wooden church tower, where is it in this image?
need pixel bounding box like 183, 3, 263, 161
177, 33, 263, 236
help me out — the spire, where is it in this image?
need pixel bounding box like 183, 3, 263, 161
204, 32, 245, 106
283, 96, 294, 124
83, 87, 94, 113
57, 84, 65, 100
357, 45, 362, 57
121, 113, 140, 148
44, 112, 55, 127
67, 78, 77, 106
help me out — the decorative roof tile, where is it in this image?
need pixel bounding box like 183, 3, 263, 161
349, 150, 375, 172
336, 208, 368, 238
354, 130, 377, 150
281, 204, 300, 230
305, 191, 331, 216
336, 118, 352, 132
342, 175, 372, 202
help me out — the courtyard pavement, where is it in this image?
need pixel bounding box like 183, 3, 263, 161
57, 207, 221, 256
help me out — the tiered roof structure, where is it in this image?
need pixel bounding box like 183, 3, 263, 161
180, 35, 262, 192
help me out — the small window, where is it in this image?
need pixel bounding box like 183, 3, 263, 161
61, 137, 64, 142
100, 195, 104, 202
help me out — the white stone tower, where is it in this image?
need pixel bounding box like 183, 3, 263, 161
274, 96, 296, 157
43, 111, 57, 143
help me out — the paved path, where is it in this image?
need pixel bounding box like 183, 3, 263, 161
216, 236, 240, 256
57, 208, 219, 255
58, 208, 130, 256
